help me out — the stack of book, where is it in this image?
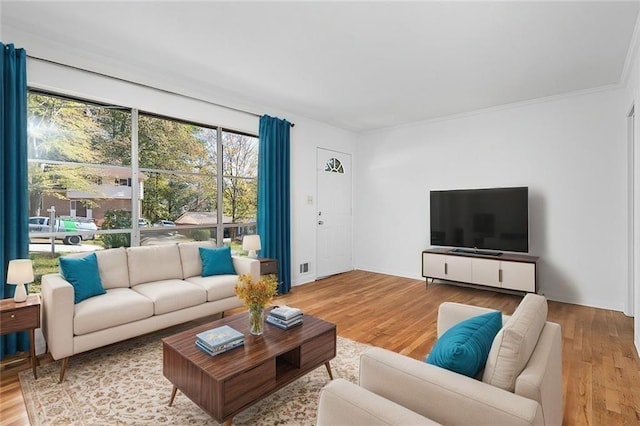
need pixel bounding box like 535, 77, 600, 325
195, 325, 244, 356
267, 305, 303, 329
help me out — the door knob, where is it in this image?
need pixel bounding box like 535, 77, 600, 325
318, 220, 324, 225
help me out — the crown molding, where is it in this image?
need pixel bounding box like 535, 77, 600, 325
620, 11, 640, 85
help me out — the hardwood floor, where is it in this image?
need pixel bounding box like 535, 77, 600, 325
1, 270, 638, 425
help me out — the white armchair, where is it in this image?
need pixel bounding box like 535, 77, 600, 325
317, 295, 563, 426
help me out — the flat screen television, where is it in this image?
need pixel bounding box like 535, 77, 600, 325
430, 187, 529, 254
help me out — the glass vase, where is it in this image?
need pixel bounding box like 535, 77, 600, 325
249, 305, 265, 335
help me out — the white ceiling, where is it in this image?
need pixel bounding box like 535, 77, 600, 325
2, 1, 639, 132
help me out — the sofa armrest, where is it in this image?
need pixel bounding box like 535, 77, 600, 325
317, 379, 440, 426
359, 347, 544, 426
437, 302, 508, 337
232, 256, 260, 282
515, 321, 563, 426
41, 273, 75, 360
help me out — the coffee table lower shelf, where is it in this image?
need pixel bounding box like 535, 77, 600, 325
163, 313, 336, 425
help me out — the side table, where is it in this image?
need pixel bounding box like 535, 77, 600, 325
0, 294, 41, 379
258, 257, 278, 278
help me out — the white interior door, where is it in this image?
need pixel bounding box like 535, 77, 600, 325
317, 148, 352, 278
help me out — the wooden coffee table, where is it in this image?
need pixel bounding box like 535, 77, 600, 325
162, 312, 336, 425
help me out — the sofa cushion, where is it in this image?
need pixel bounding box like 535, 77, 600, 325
59, 253, 106, 304
178, 241, 215, 278
132, 279, 207, 315
185, 274, 238, 301
199, 246, 236, 276
63, 248, 130, 289
482, 293, 548, 391
73, 288, 154, 335
426, 311, 502, 378
127, 244, 183, 286
94, 247, 130, 289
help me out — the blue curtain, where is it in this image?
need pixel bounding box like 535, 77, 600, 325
1, 42, 30, 360
257, 115, 292, 294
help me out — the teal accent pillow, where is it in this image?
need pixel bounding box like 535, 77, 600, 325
426, 311, 502, 378
59, 253, 106, 304
199, 246, 236, 276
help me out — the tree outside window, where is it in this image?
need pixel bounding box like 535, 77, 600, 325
26, 91, 258, 290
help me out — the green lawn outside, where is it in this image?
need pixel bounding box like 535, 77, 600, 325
29, 252, 61, 293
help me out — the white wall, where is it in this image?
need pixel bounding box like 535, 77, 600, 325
25, 59, 358, 288
289, 119, 356, 286
27, 59, 259, 135
622, 34, 640, 354
354, 88, 629, 311
620, 47, 639, 318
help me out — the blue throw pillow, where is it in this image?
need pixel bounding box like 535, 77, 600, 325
59, 253, 106, 304
426, 311, 502, 378
199, 246, 236, 276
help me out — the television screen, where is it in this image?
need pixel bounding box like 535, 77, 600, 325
430, 187, 529, 253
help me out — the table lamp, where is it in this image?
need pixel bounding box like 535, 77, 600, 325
243, 235, 261, 258
7, 259, 34, 302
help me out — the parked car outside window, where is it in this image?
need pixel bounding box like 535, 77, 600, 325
155, 220, 176, 227
28, 216, 97, 245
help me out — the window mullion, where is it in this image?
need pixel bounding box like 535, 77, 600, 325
216, 126, 224, 246
131, 108, 140, 246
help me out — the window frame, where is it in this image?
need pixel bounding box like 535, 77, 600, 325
27, 89, 258, 251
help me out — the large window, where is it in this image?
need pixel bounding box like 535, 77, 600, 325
221, 130, 259, 241
26, 92, 258, 290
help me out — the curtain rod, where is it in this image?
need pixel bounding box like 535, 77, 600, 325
26, 54, 294, 127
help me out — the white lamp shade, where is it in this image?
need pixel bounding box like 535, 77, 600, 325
7, 259, 34, 284
7, 259, 33, 302
243, 235, 262, 251
243, 235, 261, 258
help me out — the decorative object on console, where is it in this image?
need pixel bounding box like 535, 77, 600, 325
6, 259, 34, 302
195, 325, 244, 356
235, 273, 278, 335
248, 305, 265, 335
267, 305, 303, 329
270, 305, 303, 320
196, 338, 244, 356
243, 234, 262, 258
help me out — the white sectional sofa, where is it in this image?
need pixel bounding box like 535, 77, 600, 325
42, 241, 260, 382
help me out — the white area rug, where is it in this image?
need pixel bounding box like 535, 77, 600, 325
19, 328, 368, 425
